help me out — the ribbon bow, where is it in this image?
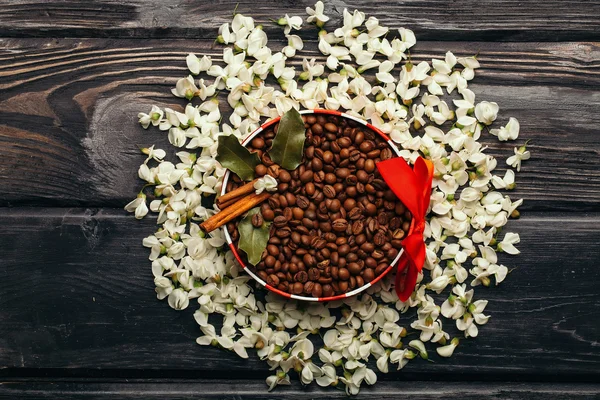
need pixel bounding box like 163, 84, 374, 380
376, 156, 434, 301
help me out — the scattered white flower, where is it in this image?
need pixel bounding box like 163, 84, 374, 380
507, 142, 531, 171
129, 6, 529, 394
491, 117, 520, 141
475, 101, 499, 125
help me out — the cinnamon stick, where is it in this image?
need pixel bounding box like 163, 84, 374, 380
200, 191, 271, 233
216, 178, 259, 209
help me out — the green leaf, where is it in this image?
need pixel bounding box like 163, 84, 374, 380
238, 208, 271, 266
268, 108, 306, 170
216, 135, 260, 181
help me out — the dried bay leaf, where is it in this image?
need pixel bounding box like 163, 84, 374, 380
269, 108, 306, 170
238, 207, 271, 266
216, 135, 260, 181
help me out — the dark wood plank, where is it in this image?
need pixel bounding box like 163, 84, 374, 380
0, 0, 599, 41
0, 39, 599, 210
0, 208, 598, 378
1, 379, 599, 399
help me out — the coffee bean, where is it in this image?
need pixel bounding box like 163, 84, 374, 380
351, 220, 364, 235
356, 170, 369, 184
348, 262, 362, 275
267, 274, 279, 286
338, 137, 352, 148
311, 283, 323, 297
255, 164, 267, 177
300, 170, 314, 183
308, 268, 321, 281
252, 213, 264, 228
363, 268, 375, 282
273, 216, 287, 228
304, 281, 315, 295
325, 122, 338, 133
292, 282, 304, 294
336, 168, 350, 179
312, 123, 323, 135
338, 281, 349, 292
323, 185, 336, 198
295, 270, 308, 283
328, 199, 341, 212
332, 219, 348, 232
261, 208, 275, 221
322, 284, 334, 297
374, 230, 386, 246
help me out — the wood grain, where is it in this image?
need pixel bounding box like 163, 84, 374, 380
1, 380, 599, 399
0, 0, 599, 41
0, 208, 598, 377
0, 39, 598, 210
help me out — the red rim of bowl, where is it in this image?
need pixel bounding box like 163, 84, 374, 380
220, 109, 415, 302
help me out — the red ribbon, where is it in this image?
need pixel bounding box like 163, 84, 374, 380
376, 156, 434, 302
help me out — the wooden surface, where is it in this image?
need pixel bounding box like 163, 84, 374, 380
0, 1, 599, 398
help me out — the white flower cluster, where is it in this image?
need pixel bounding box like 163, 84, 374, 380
128, 2, 530, 394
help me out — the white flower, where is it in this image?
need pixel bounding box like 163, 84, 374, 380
474, 101, 499, 125
282, 34, 303, 58
456, 299, 489, 338
277, 14, 303, 34
171, 75, 199, 100
266, 371, 291, 391
498, 232, 521, 255
316, 364, 338, 387
141, 145, 166, 164
490, 117, 520, 141
306, 1, 329, 27
506, 142, 531, 171
124, 194, 149, 219
138, 105, 163, 129
254, 174, 278, 194
491, 169, 516, 190
167, 288, 190, 310
186, 54, 212, 75
436, 338, 459, 357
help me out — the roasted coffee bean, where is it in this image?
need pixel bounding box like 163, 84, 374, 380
273, 216, 287, 228
311, 283, 323, 297
296, 195, 310, 209
304, 281, 315, 295
363, 268, 375, 282
277, 169, 291, 183
352, 220, 364, 235
324, 122, 337, 133
374, 230, 386, 246
292, 282, 304, 294
308, 268, 321, 281
255, 164, 268, 177
332, 219, 348, 232
322, 284, 334, 297
295, 270, 308, 283
266, 274, 280, 286
348, 262, 362, 275
300, 170, 314, 183
252, 213, 264, 228
323, 185, 336, 198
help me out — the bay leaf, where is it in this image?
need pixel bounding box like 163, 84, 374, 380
238, 208, 271, 266
268, 108, 306, 170
216, 135, 260, 181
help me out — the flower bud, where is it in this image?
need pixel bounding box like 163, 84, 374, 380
255, 339, 265, 350
510, 209, 520, 219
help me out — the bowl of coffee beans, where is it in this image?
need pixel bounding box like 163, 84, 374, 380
222, 109, 413, 301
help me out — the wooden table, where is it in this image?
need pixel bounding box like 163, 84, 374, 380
0, 1, 599, 398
